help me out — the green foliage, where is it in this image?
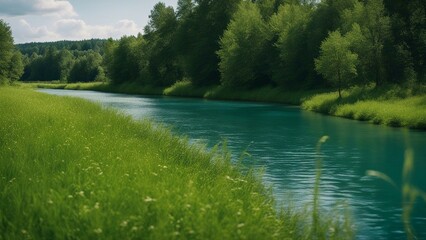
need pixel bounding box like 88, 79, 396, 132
68, 51, 104, 83
143, 3, 182, 87
104, 36, 145, 84
16, 39, 107, 56
8, 51, 24, 82
0, 19, 23, 84
341, 0, 391, 86
14, 0, 425, 92
175, 0, 242, 86
270, 3, 311, 88
315, 31, 358, 98
218, 1, 270, 88
21, 48, 104, 83
382, 0, 426, 83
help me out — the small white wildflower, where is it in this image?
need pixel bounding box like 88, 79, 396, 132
237, 223, 245, 228
94, 202, 100, 209
144, 197, 156, 203
78, 191, 85, 197
81, 205, 90, 214
120, 221, 128, 227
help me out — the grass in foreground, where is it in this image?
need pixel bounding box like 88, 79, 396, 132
0, 87, 353, 239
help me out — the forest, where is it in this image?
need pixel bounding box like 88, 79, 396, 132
1, 0, 425, 94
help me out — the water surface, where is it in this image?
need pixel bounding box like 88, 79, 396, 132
39, 89, 426, 239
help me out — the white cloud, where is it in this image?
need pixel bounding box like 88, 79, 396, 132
13, 19, 59, 43
55, 18, 142, 40
113, 19, 141, 37
0, 0, 76, 17
11, 18, 143, 43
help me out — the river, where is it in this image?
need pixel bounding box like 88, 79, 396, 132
39, 89, 426, 239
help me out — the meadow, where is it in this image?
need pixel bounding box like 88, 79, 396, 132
0, 87, 353, 239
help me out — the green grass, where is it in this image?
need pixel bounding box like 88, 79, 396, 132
0, 87, 353, 239
164, 80, 319, 105
23, 81, 163, 95
163, 80, 211, 98
302, 85, 426, 129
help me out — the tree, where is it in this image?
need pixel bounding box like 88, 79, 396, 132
58, 49, 74, 82
218, 1, 270, 88
105, 36, 145, 84
143, 3, 182, 87
175, 0, 242, 86
8, 51, 24, 82
0, 19, 15, 84
315, 31, 358, 99
341, 0, 391, 86
176, 0, 194, 20
270, 3, 311, 88
382, 0, 426, 83
68, 51, 103, 83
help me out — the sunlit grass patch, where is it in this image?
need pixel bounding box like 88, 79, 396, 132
163, 80, 210, 98
204, 85, 320, 105
302, 85, 426, 129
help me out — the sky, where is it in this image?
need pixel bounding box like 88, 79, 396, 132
0, 0, 178, 44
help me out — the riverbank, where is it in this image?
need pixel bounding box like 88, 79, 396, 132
0, 87, 353, 239
25, 81, 426, 130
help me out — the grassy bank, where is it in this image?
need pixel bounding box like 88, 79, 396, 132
26, 81, 163, 95
164, 80, 318, 105
22, 81, 426, 130
0, 87, 352, 239
302, 85, 426, 129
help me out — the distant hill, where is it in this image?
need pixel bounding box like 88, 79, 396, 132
16, 39, 108, 55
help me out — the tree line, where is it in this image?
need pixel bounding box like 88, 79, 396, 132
2, 0, 425, 92
16, 40, 107, 82
104, 0, 425, 92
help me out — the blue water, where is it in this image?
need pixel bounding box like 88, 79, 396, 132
40, 89, 426, 239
